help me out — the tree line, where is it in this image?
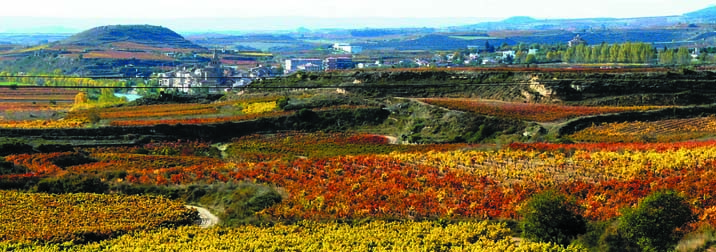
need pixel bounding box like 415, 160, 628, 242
560, 42, 656, 64
494, 42, 703, 65
0, 71, 124, 88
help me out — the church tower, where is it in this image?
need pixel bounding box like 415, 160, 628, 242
209, 49, 221, 68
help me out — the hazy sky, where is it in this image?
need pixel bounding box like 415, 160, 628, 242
3, 0, 714, 19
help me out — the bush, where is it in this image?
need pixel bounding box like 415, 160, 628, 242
202, 183, 283, 226
35, 175, 109, 194
0, 159, 29, 175
596, 220, 640, 252
113, 182, 283, 226
519, 190, 587, 246
276, 96, 290, 110
0, 138, 34, 156
618, 190, 693, 252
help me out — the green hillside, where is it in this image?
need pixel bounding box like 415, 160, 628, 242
61, 24, 203, 49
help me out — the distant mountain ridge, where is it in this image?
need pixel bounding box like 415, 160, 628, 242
684, 6, 716, 18
61, 25, 203, 49
456, 6, 716, 31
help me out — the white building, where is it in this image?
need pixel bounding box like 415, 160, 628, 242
332, 43, 363, 54
500, 50, 516, 59
284, 58, 324, 73
297, 63, 322, 72
357, 60, 382, 69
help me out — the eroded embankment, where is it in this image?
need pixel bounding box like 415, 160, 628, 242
259, 69, 716, 106
0, 108, 389, 150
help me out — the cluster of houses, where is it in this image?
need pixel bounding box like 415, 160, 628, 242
156, 36, 599, 93
283, 57, 355, 74
157, 51, 279, 93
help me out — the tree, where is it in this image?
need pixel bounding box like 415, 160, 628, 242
525, 54, 537, 64
574, 44, 587, 63
617, 43, 629, 63
618, 190, 693, 251
500, 42, 510, 50
599, 43, 610, 63
660, 49, 674, 65
484, 41, 495, 53
503, 54, 514, 64
590, 46, 600, 63
98, 88, 126, 104
520, 190, 587, 246
676, 47, 692, 65
609, 44, 620, 63
562, 47, 574, 63
515, 51, 526, 64
73, 92, 88, 106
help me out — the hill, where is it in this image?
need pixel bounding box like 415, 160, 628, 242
455, 6, 716, 32
684, 6, 716, 19
501, 16, 538, 24
61, 25, 203, 49
356, 34, 515, 51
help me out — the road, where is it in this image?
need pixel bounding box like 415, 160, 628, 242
185, 205, 219, 228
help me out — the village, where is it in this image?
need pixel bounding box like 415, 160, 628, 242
155, 34, 712, 94
155, 41, 541, 93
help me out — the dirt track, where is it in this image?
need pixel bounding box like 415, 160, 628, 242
185, 205, 219, 228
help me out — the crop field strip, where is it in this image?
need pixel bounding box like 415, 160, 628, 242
0, 95, 295, 128
571, 116, 716, 142
2, 221, 579, 251
0, 191, 197, 243
420, 98, 667, 122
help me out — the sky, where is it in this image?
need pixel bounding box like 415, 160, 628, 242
0, 0, 714, 32
2, 0, 713, 19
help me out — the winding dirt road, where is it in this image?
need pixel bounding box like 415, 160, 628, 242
185, 205, 219, 228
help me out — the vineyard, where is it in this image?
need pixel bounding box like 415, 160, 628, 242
570, 116, 716, 142
4, 221, 583, 251
82, 50, 174, 61
0, 94, 294, 129
0, 191, 197, 243
3, 71, 716, 251
2, 132, 716, 250
420, 98, 666, 122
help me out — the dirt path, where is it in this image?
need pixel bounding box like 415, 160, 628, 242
384, 135, 399, 144
185, 205, 219, 228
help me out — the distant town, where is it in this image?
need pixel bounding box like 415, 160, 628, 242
2, 6, 716, 95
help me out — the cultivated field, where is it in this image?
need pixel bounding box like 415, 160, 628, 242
2, 69, 716, 251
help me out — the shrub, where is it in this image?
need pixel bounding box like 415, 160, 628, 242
276, 96, 290, 109
596, 220, 640, 252
0, 159, 28, 175
113, 182, 283, 226
618, 190, 693, 252
203, 183, 283, 226
35, 175, 109, 194
0, 138, 34, 156
519, 190, 587, 246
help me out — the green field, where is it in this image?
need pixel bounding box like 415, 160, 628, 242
0, 82, 29, 86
